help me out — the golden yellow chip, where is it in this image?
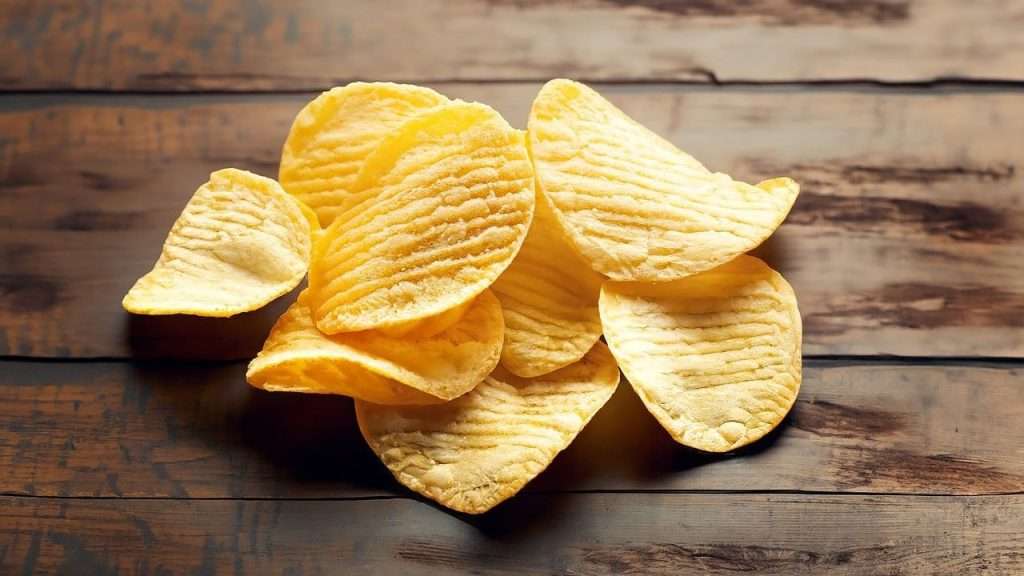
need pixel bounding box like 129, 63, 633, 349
600, 255, 801, 452
122, 168, 316, 317
491, 197, 603, 377
528, 79, 799, 281
376, 298, 474, 339
247, 289, 504, 404
356, 341, 619, 514
279, 82, 449, 226
308, 101, 535, 334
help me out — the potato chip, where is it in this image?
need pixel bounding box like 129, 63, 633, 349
279, 82, 449, 226
528, 79, 799, 281
247, 289, 504, 404
600, 255, 801, 452
356, 341, 619, 514
376, 298, 474, 339
491, 197, 603, 377
122, 168, 316, 317
308, 101, 535, 334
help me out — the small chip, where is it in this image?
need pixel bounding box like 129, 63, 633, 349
356, 340, 619, 513
308, 101, 535, 334
247, 289, 505, 404
528, 79, 799, 281
122, 168, 316, 317
491, 196, 603, 377
600, 255, 802, 452
279, 82, 449, 226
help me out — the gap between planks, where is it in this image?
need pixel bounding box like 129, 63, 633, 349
1, 78, 1024, 99
1, 354, 1022, 367
4, 488, 1024, 503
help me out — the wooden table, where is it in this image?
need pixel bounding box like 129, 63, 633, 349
2, 2, 1023, 574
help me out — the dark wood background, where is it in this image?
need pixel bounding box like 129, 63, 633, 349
2, 1, 1023, 574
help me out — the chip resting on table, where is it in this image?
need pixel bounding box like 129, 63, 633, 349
247, 290, 504, 405
356, 341, 620, 513
122, 168, 317, 317
528, 79, 799, 282
600, 255, 802, 452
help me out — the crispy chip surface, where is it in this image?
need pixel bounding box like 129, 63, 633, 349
246, 289, 504, 404
309, 101, 535, 334
528, 79, 799, 281
356, 341, 620, 514
491, 198, 603, 377
376, 299, 474, 339
600, 255, 801, 452
122, 168, 315, 317
279, 82, 449, 226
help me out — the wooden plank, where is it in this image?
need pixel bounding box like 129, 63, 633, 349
2, 87, 1023, 358
2, 361, 1022, 499
2, 0, 1024, 90
2, 493, 1022, 575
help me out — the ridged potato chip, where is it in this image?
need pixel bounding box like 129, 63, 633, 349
376, 299, 474, 339
600, 255, 801, 452
356, 341, 619, 513
528, 79, 799, 281
123, 168, 316, 317
247, 289, 504, 405
491, 198, 603, 377
309, 101, 535, 334
279, 82, 449, 226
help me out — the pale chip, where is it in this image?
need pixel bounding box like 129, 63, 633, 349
528, 79, 799, 281
308, 101, 535, 334
122, 168, 315, 317
600, 255, 802, 452
279, 82, 449, 226
246, 289, 505, 404
356, 341, 619, 513
491, 197, 603, 377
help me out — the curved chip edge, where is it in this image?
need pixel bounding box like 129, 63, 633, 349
122, 168, 315, 317
600, 256, 802, 452
355, 340, 620, 514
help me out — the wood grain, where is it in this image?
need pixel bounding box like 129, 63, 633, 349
2, 86, 1022, 358
4, 2, 1021, 571
3, 493, 1023, 575
2, 0, 1024, 90
2, 361, 1022, 499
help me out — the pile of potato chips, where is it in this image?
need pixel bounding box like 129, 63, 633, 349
124, 80, 801, 514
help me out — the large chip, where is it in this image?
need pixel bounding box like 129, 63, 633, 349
123, 168, 316, 317
376, 298, 474, 339
528, 79, 799, 281
246, 289, 504, 405
308, 101, 535, 334
356, 341, 619, 514
279, 82, 449, 226
600, 255, 802, 452
491, 198, 603, 377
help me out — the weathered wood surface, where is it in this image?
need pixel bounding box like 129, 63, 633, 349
2, 361, 1021, 499
3, 0, 1024, 91
3, 493, 1023, 575
2, 87, 1022, 358
4, 2, 1023, 573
